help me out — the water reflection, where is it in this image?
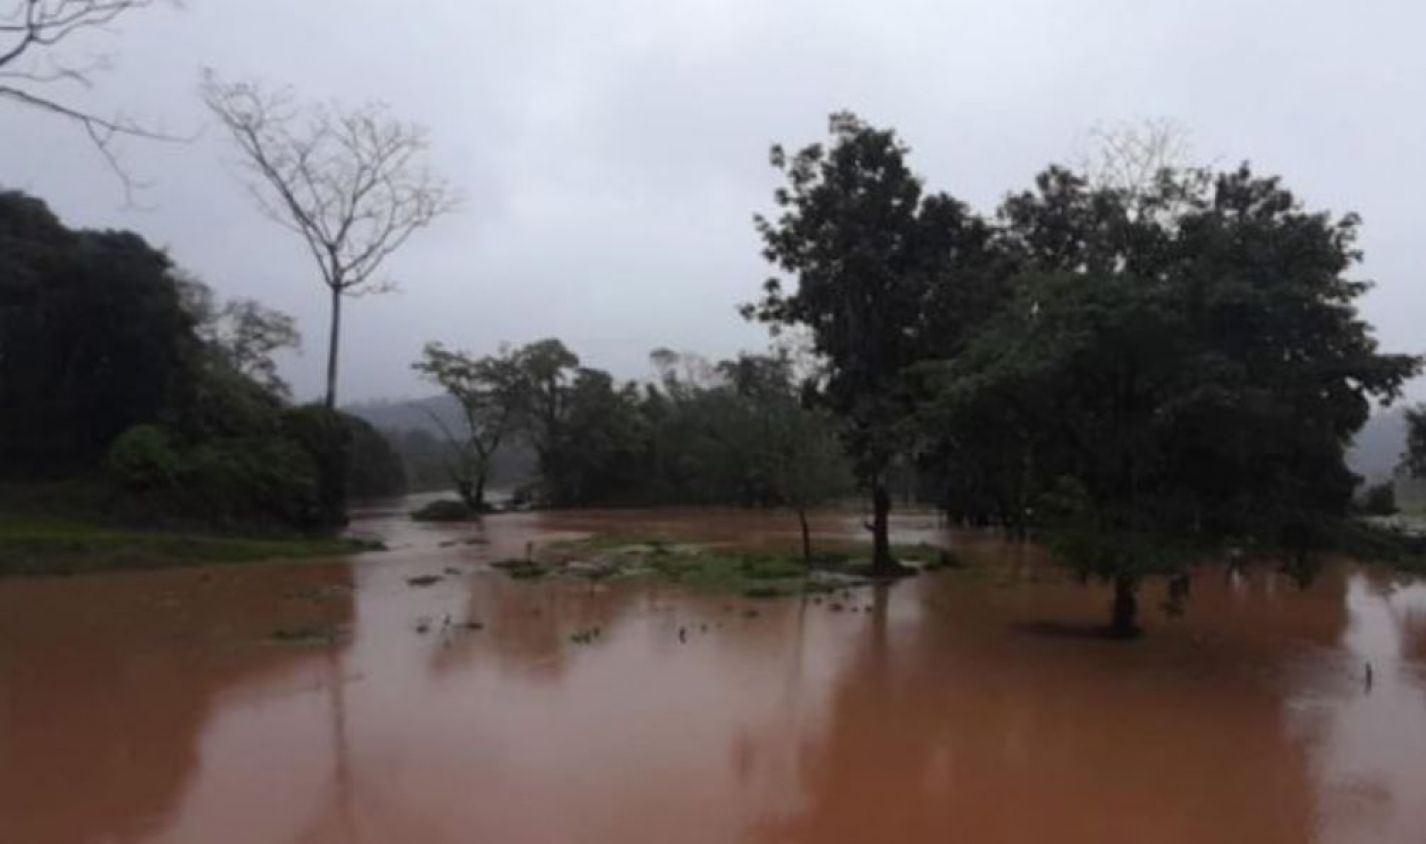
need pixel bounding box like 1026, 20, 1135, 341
0, 562, 355, 843
1302, 572, 1426, 843
0, 506, 1423, 843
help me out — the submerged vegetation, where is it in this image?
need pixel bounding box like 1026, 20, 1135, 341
502, 534, 957, 597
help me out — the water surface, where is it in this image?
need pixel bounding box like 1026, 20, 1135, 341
2, 502, 1424, 843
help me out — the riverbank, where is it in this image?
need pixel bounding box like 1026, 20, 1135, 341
0, 517, 380, 576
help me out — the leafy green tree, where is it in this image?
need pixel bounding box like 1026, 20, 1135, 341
540, 368, 647, 506
177, 274, 302, 399
344, 414, 406, 499
412, 342, 526, 511
511, 338, 582, 499
0, 192, 365, 531
744, 113, 997, 575
0, 192, 197, 478
764, 397, 852, 564
932, 163, 1419, 635
1403, 406, 1426, 478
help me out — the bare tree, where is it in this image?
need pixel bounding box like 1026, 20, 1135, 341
201, 72, 457, 409
1, 0, 177, 197
1082, 118, 1189, 194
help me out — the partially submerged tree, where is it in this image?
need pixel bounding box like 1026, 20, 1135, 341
510, 338, 581, 493
745, 112, 997, 575
932, 162, 1419, 636
201, 73, 457, 409
412, 342, 526, 512
1, 0, 178, 195
717, 351, 852, 563
766, 399, 851, 565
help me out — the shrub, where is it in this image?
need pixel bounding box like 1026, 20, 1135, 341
1361, 481, 1397, 516
106, 425, 181, 491
180, 437, 320, 528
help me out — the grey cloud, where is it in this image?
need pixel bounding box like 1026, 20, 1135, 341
3, 0, 1422, 402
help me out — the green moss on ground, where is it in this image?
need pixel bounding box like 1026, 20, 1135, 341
0, 517, 380, 577
499, 531, 972, 596
491, 558, 551, 579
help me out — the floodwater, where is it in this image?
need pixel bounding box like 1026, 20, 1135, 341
2, 501, 1425, 844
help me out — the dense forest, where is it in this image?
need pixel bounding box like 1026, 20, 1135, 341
0, 191, 404, 530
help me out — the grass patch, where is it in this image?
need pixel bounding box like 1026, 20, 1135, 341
510, 533, 962, 596
491, 558, 550, 579
269, 624, 341, 644
619, 545, 861, 597
0, 517, 380, 577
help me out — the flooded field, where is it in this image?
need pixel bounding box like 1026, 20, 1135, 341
2, 501, 1425, 843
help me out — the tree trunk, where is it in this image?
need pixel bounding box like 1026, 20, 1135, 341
870, 480, 894, 575
473, 472, 487, 513
798, 507, 812, 566
324, 285, 343, 410
1110, 575, 1140, 638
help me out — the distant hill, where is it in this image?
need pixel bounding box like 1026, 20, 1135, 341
1347, 406, 1409, 484
344, 394, 464, 434
344, 395, 536, 491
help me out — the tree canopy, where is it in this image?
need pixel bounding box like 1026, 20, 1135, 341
923, 162, 1419, 634
0, 190, 405, 530
744, 113, 1001, 574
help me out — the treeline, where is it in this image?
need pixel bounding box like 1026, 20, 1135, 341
733, 114, 1419, 634
411, 340, 851, 514
0, 192, 403, 531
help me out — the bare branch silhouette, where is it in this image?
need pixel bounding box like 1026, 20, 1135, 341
0, 0, 182, 201
202, 70, 459, 408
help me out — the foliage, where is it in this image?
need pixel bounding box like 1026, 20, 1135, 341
0, 516, 378, 577
179, 276, 301, 398
1404, 405, 1426, 478
0, 190, 389, 536
1360, 482, 1397, 516
280, 405, 352, 527
0, 192, 197, 478
925, 161, 1419, 633
412, 342, 525, 510
105, 425, 182, 492
345, 414, 406, 499
742, 113, 1001, 573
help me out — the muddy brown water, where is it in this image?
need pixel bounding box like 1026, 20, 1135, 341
2, 501, 1425, 843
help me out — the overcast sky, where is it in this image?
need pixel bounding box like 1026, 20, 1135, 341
3, 0, 1423, 404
